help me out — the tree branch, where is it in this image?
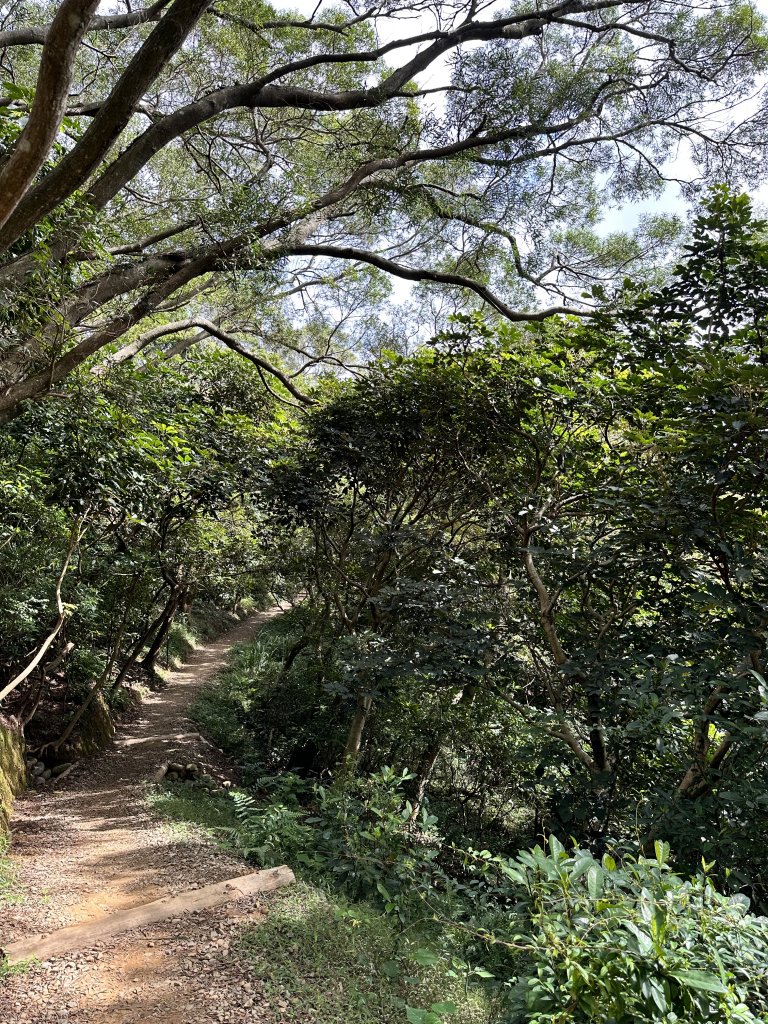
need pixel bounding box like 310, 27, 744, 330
169, 319, 318, 404
286, 244, 581, 322
0, 0, 214, 254
0, 0, 172, 47
0, 519, 84, 705
0, 0, 101, 231
83, 3, 606, 213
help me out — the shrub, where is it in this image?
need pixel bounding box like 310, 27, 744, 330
490, 839, 768, 1024
226, 766, 446, 925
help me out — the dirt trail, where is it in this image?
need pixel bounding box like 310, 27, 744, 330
0, 607, 287, 1024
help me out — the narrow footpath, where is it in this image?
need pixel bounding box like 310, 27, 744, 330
1, 607, 287, 1024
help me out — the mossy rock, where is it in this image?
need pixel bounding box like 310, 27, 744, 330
0, 717, 26, 835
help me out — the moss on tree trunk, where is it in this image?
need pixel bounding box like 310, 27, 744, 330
0, 716, 26, 834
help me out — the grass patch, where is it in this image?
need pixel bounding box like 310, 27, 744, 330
238, 881, 488, 1024
146, 783, 240, 846
161, 620, 199, 669
1, 836, 27, 986
0, 957, 31, 983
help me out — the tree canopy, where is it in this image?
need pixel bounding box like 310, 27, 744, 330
1, 1, 768, 418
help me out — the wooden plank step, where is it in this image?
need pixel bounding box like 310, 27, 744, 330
2, 865, 295, 965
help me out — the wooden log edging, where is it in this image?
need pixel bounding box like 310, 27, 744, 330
2, 865, 295, 965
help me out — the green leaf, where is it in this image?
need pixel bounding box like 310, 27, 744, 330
430, 1002, 458, 1015
406, 1007, 427, 1024
406, 1008, 441, 1024
623, 921, 653, 955
654, 840, 670, 865
587, 865, 604, 899
410, 948, 439, 967
570, 856, 594, 881
548, 834, 566, 859
669, 970, 728, 994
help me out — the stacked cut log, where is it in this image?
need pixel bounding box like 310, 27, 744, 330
25, 755, 76, 785
161, 761, 227, 793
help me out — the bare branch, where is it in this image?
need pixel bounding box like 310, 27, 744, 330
286, 244, 582, 322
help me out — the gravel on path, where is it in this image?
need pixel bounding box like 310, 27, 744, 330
0, 607, 287, 1024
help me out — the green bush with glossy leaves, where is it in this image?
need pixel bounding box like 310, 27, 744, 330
495, 839, 768, 1023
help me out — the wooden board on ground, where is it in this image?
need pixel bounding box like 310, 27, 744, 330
3, 865, 295, 965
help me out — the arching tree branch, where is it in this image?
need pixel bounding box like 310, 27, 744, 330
0, 0, 100, 230
286, 244, 583, 322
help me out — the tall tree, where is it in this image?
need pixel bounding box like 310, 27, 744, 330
261, 189, 768, 895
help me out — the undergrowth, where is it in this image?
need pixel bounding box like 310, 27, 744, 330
238, 881, 488, 1024
146, 779, 491, 1024
191, 609, 302, 769
175, 609, 768, 1024
145, 783, 240, 845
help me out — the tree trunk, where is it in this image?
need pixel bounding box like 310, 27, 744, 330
409, 737, 442, 821
344, 691, 372, 761
275, 635, 311, 686
111, 599, 171, 689
0, 522, 82, 705
140, 589, 182, 673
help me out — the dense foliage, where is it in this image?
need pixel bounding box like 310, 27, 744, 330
227, 190, 766, 901
3, 3, 768, 1009
0, 347, 278, 749
160, 189, 768, 1021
